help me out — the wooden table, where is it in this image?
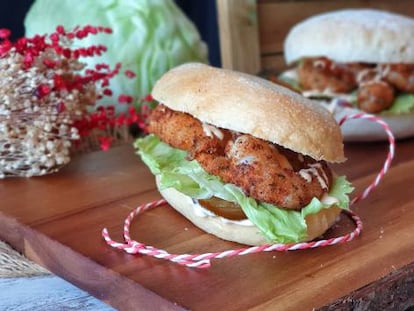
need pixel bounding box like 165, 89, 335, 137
1, 138, 414, 311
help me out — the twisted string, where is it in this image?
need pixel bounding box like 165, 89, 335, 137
102, 113, 394, 268
102, 203, 362, 268
338, 113, 395, 205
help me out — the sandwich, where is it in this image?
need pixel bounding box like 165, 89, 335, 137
281, 9, 414, 141
135, 63, 353, 246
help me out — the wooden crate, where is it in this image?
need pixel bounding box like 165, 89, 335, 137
216, 0, 414, 75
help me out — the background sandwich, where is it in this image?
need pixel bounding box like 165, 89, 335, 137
281, 9, 414, 141
135, 63, 353, 246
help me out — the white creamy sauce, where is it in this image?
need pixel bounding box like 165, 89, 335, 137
310, 163, 329, 190
192, 199, 254, 227
313, 60, 326, 69
202, 123, 224, 140
193, 200, 216, 217
321, 193, 339, 205
298, 170, 313, 183
356, 68, 383, 84
222, 217, 254, 226
238, 155, 256, 165
280, 69, 298, 80
298, 163, 329, 190
380, 65, 391, 78
356, 69, 369, 83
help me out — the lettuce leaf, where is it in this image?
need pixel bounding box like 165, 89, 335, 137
277, 74, 302, 92
135, 134, 353, 243
381, 93, 414, 115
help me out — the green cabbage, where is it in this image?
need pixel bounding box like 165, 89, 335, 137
24, 0, 208, 110
135, 134, 354, 243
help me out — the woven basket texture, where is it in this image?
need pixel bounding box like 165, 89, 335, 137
0, 241, 50, 278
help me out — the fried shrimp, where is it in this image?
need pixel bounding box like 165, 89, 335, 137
147, 105, 332, 210
355, 67, 395, 113
208, 135, 331, 210
292, 54, 414, 113
297, 57, 357, 93
357, 81, 395, 113
146, 104, 207, 151
381, 64, 414, 93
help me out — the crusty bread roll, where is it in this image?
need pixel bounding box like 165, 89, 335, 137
284, 9, 414, 65
157, 178, 342, 246
148, 63, 348, 245
152, 62, 345, 163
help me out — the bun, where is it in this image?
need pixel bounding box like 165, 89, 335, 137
152, 63, 345, 163
157, 178, 342, 246
284, 9, 414, 65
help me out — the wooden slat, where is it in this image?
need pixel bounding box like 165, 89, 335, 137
260, 53, 286, 74
216, 0, 261, 74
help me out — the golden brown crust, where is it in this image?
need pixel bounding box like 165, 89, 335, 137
151, 63, 345, 163
157, 178, 342, 246
297, 57, 357, 93
148, 104, 333, 210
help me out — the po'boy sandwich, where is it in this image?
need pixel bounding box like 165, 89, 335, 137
281, 9, 414, 141
135, 63, 353, 245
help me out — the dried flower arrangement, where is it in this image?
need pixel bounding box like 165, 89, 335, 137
0, 25, 148, 178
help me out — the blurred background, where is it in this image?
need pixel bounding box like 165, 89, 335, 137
4, 1, 414, 84
0, 0, 221, 66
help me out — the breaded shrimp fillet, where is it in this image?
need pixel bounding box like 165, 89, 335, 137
147, 104, 332, 210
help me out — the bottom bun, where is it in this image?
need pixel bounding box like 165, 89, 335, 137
157, 178, 342, 246
333, 105, 414, 142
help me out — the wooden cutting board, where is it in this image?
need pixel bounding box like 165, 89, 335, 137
1, 139, 414, 311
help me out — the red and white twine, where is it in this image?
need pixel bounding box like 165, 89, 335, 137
338, 113, 395, 205
102, 202, 362, 268
102, 113, 395, 268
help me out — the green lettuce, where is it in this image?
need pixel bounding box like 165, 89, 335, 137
277, 74, 301, 92
381, 93, 414, 115
24, 0, 208, 111
135, 134, 353, 243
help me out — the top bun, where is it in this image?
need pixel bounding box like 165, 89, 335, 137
284, 9, 414, 65
151, 63, 345, 163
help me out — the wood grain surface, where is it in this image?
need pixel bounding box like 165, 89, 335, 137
0, 138, 414, 311
217, 0, 261, 74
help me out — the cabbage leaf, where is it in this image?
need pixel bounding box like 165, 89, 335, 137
25, 0, 208, 111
